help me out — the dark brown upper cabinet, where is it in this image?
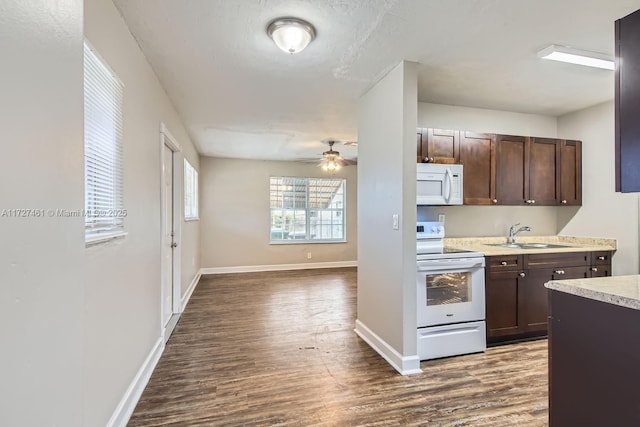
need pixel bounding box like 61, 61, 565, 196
495, 135, 529, 205
529, 137, 560, 206
459, 132, 496, 205
616, 8, 640, 192
417, 128, 582, 206
559, 140, 582, 205
418, 128, 459, 163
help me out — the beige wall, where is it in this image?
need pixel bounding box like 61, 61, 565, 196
84, 0, 201, 425
417, 102, 560, 237
557, 101, 639, 275
200, 158, 357, 269
357, 61, 418, 368
0, 1, 84, 424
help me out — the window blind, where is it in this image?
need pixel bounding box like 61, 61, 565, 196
184, 159, 199, 220
84, 42, 124, 240
269, 177, 345, 242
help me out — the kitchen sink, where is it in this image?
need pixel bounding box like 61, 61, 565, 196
489, 243, 573, 249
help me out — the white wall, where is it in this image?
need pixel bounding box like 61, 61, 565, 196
0, 2, 84, 425
558, 101, 639, 275
417, 102, 560, 237
356, 61, 418, 373
200, 158, 357, 269
84, 0, 200, 425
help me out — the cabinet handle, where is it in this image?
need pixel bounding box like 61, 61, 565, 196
530, 199, 536, 204
554, 270, 565, 275
500, 261, 508, 266
597, 256, 606, 260
525, 200, 531, 204
591, 267, 598, 272
561, 199, 567, 204
519, 272, 526, 277
492, 199, 498, 204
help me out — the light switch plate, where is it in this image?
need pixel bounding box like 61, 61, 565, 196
392, 214, 399, 230
438, 214, 445, 224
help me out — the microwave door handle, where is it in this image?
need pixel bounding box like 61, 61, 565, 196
444, 168, 453, 203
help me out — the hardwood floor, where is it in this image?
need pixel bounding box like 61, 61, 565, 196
128, 268, 548, 426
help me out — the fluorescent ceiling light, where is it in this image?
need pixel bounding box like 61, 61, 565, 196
537, 44, 614, 71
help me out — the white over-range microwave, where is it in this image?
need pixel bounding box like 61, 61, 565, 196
417, 163, 463, 205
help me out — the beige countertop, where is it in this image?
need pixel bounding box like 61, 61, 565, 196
545, 275, 640, 311
444, 235, 616, 256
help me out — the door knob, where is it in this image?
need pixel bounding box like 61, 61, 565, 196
519, 272, 526, 277
492, 199, 498, 204
170, 242, 178, 248
501, 261, 508, 266
561, 199, 567, 204
591, 267, 598, 272
597, 256, 606, 260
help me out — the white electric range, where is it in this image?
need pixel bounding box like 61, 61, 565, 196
416, 221, 487, 360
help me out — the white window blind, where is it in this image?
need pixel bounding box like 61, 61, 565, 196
84, 41, 124, 241
270, 177, 346, 243
184, 159, 199, 220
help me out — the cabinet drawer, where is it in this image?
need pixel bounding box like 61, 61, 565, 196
487, 255, 523, 271
591, 251, 612, 266
524, 252, 589, 269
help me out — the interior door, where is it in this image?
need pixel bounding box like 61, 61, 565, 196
162, 144, 174, 327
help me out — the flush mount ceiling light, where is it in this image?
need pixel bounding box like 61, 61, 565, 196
267, 17, 316, 54
537, 44, 614, 70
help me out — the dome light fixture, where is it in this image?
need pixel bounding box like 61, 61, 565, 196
267, 17, 316, 54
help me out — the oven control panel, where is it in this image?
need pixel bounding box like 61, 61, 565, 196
417, 221, 445, 239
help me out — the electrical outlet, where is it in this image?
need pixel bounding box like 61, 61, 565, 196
438, 214, 445, 224
307, 252, 312, 259
392, 214, 399, 230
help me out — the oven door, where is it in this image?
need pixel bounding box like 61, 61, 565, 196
416, 257, 485, 328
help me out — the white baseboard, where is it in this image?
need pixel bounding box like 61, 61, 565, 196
107, 337, 165, 427
354, 319, 422, 375
200, 260, 357, 275
181, 271, 202, 312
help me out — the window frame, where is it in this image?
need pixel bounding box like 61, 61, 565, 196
184, 158, 199, 221
84, 40, 126, 245
269, 176, 347, 244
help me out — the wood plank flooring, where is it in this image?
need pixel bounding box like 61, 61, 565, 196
128, 268, 548, 426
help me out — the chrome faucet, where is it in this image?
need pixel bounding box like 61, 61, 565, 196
508, 223, 532, 244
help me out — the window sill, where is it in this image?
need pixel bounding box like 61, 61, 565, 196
85, 231, 128, 247
184, 217, 200, 222
270, 240, 347, 245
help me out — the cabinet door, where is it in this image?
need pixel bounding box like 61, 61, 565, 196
559, 140, 582, 205
485, 269, 524, 338
424, 128, 459, 163
417, 129, 423, 163
496, 135, 529, 205
520, 268, 553, 333
459, 132, 496, 205
529, 138, 560, 205
615, 10, 640, 192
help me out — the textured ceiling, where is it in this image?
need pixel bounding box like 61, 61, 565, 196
113, 0, 640, 161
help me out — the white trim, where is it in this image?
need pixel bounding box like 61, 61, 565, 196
354, 319, 422, 375
85, 231, 128, 247
107, 337, 164, 427
200, 260, 357, 275
160, 123, 182, 151
181, 270, 202, 312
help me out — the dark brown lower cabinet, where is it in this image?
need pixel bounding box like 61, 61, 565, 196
485, 251, 612, 344
548, 290, 640, 426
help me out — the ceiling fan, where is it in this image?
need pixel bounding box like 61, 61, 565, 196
318, 140, 357, 171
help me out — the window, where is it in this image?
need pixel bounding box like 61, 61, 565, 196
84, 41, 125, 242
184, 159, 199, 220
270, 177, 346, 243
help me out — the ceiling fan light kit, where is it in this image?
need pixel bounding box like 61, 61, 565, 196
537, 44, 614, 70
267, 17, 316, 54
320, 141, 343, 172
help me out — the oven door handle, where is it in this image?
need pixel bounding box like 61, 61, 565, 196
417, 261, 485, 272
